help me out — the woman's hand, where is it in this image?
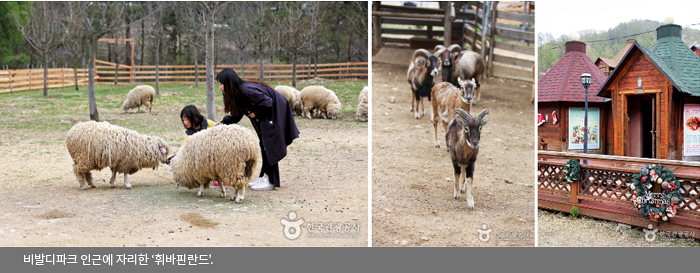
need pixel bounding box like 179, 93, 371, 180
247, 113, 256, 119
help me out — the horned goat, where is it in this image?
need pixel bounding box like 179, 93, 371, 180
65, 121, 170, 190
430, 78, 476, 148
407, 48, 443, 119
434, 45, 485, 103
122, 85, 155, 113
171, 124, 260, 203
446, 108, 489, 210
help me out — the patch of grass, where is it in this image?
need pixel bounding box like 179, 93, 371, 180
0, 80, 368, 137
39, 210, 74, 219
180, 213, 219, 228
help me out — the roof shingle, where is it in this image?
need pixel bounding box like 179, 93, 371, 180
538, 41, 608, 103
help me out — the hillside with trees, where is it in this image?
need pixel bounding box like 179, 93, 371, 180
538, 19, 700, 77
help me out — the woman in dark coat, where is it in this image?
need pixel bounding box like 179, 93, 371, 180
216, 68, 300, 190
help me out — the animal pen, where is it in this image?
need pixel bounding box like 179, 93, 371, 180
372, 1, 534, 82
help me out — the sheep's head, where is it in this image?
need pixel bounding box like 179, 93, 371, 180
412, 49, 441, 77
454, 108, 489, 149
150, 138, 170, 164
457, 77, 477, 104
326, 102, 342, 120
293, 99, 304, 115
121, 101, 130, 112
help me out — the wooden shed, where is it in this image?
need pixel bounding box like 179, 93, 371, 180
598, 23, 700, 160
594, 39, 636, 77
538, 40, 611, 154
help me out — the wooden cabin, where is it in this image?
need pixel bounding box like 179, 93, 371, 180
691, 45, 700, 58
594, 39, 636, 77
598, 24, 700, 160
538, 41, 611, 154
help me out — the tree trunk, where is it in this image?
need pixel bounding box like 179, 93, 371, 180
73, 61, 79, 91
315, 44, 318, 78
114, 62, 119, 86
43, 54, 48, 97
259, 44, 264, 82
155, 34, 160, 96
88, 39, 99, 121
140, 19, 145, 66
194, 46, 199, 87
81, 36, 86, 69
292, 52, 297, 87
205, 9, 216, 121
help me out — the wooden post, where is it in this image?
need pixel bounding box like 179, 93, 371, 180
570, 159, 581, 204
427, 25, 433, 40
443, 1, 452, 46
488, 1, 498, 78
373, 1, 381, 50
480, 2, 490, 58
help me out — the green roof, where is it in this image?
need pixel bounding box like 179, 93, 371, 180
648, 24, 700, 96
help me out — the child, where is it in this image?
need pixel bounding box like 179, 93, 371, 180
169, 105, 221, 186
178, 104, 216, 154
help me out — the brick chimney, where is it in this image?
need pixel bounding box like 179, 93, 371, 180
565, 40, 586, 53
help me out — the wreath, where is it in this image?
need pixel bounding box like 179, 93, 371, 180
631, 164, 683, 222
562, 159, 580, 183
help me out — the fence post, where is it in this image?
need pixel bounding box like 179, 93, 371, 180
570, 159, 581, 204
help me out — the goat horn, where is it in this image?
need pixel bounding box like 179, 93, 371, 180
434, 45, 446, 52
476, 108, 489, 121
411, 49, 432, 64
447, 44, 462, 54
454, 108, 472, 122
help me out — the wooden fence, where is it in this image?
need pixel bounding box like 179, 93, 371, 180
0, 68, 90, 93
94, 61, 369, 85
373, 1, 534, 82
0, 61, 368, 93
538, 151, 700, 239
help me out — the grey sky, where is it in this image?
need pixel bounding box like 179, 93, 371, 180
537, 0, 700, 38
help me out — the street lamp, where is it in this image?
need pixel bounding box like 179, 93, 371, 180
581, 73, 592, 164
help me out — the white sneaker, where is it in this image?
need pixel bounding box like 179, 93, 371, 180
250, 177, 274, 191
248, 177, 263, 188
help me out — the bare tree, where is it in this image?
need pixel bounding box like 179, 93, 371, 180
279, 2, 310, 87
14, 2, 65, 97
62, 20, 85, 91
307, 2, 328, 78
223, 4, 252, 80
65, 1, 162, 121
239, 2, 276, 83
198, 1, 231, 121
174, 2, 205, 87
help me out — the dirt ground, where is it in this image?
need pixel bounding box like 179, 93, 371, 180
371, 60, 536, 246
538, 209, 700, 247
0, 97, 368, 247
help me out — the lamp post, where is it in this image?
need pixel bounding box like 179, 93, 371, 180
581, 73, 592, 164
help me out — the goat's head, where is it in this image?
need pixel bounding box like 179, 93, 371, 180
412, 49, 441, 77
454, 108, 489, 149
457, 77, 477, 104
434, 45, 451, 68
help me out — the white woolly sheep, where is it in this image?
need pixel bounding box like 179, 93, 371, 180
356, 86, 368, 122
122, 85, 155, 113
275, 85, 303, 116
300, 85, 342, 119
171, 124, 260, 203
66, 121, 170, 190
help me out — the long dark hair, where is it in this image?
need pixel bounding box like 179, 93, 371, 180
216, 68, 271, 115
180, 104, 204, 130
